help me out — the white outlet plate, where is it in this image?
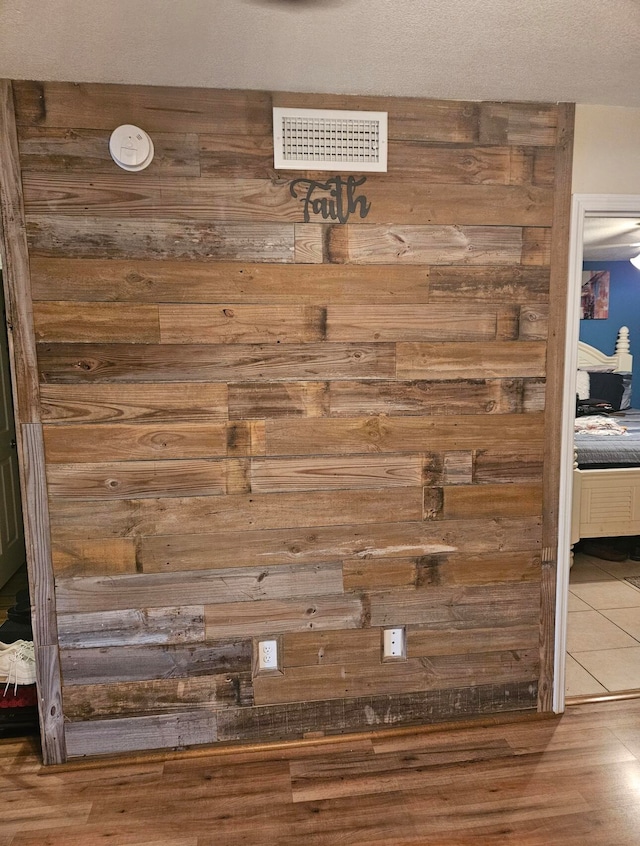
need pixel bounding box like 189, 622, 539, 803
383, 627, 406, 660
258, 639, 279, 671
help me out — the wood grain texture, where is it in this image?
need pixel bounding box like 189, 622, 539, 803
30, 257, 431, 304
37, 342, 396, 383
397, 341, 546, 380
51, 537, 137, 578
63, 673, 253, 720
54, 562, 345, 613
33, 301, 160, 343
139, 517, 540, 574
39, 382, 228, 424
252, 649, 538, 705
5, 83, 572, 758
263, 413, 545, 455
19, 125, 201, 175
27, 216, 296, 262
22, 173, 553, 227
538, 103, 575, 711
49, 488, 422, 540
12, 699, 640, 845
46, 459, 229, 500
327, 224, 524, 265
57, 605, 206, 648
59, 640, 252, 685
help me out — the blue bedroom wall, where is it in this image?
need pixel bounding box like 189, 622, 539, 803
581, 260, 640, 403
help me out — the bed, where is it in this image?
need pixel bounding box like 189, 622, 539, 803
572, 325, 640, 542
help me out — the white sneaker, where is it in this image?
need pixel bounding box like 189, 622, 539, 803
0, 639, 36, 693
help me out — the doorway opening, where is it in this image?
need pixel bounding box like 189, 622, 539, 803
556, 194, 640, 712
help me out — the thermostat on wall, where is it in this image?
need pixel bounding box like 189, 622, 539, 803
109, 124, 154, 171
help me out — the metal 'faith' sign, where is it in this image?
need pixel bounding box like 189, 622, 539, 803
289, 175, 371, 224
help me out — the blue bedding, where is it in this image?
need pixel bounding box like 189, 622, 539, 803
575, 409, 640, 468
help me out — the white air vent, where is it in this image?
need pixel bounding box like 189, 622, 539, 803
273, 107, 387, 172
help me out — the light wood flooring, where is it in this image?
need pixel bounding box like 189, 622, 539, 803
3, 699, 640, 845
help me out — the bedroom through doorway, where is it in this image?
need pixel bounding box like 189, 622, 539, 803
558, 197, 640, 708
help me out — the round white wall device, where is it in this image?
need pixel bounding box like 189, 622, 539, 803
109, 125, 154, 171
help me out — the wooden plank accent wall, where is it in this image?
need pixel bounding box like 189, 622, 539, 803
0, 79, 573, 761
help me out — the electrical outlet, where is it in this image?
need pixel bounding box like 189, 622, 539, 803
257, 639, 279, 671
382, 627, 406, 660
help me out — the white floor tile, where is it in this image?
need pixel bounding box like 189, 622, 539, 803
569, 580, 640, 610
567, 610, 639, 652
571, 646, 640, 692
565, 653, 608, 697
567, 592, 592, 613
601, 607, 640, 642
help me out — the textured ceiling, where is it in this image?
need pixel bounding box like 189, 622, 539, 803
2, 0, 640, 106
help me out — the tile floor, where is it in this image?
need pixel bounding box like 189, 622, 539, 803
566, 550, 640, 697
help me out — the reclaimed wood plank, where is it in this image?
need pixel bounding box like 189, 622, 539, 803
539, 102, 574, 712
22, 173, 553, 227
63, 676, 253, 723
264, 413, 545, 456
0, 80, 41, 422
428, 265, 549, 303
30, 258, 431, 304
408, 625, 539, 658
228, 381, 329, 419
27, 216, 296, 262
439, 482, 543, 520
48, 488, 424, 540
158, 304, 326, 344
13, 80, 272, 134
63, 674, 252, 720
18, 126, 201, 175
343, 550, 541, 591
51, 537, 137, 578
396, 341, 546, 380
46, 459, 228, 500
328, 379, 522, 416
54, 562, 344, 612
327, 224, 523, 265
57, 605, 206, 648
205, 595, 365, 639
326, 304, 501, 342
519, 304, 549, 341
43, 423, 230, 462
479, 102, 558, 146
250, 455, 424, 493
216, 680, 537, 743
522, 227, 552, 266
201, 136, 533, 184
474, 449, 544, 483
283, 629, 381, 669
369, 582, 541, 627
139, 517, 540, 573
64, 710, 217, 758
60, 641, 252, 685
253, 650, 538, 705
37, 342, 396, 383
21, 423, 66, 763
33, 301, 160, 343
39, 382, 229, 424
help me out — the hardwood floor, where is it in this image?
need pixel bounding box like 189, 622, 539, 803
3, 699, 640, 845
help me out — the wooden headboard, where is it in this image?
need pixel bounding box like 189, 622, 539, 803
578, 325, 632, 373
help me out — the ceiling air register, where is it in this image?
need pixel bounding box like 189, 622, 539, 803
273, 107, 388, 172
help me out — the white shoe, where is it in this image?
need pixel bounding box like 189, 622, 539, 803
0, 639, 36, 693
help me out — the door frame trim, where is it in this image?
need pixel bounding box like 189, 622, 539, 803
554, 193, 640, 713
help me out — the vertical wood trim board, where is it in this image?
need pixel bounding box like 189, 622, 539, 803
3, 80, 574, 761
0, 80, 65, 763
538, 103, 575, 711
